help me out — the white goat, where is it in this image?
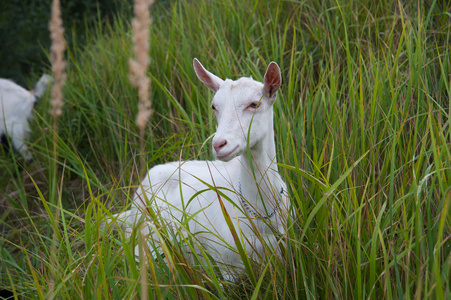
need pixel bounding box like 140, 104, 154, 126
116, 59, 288, 280
0, 75, 52, 162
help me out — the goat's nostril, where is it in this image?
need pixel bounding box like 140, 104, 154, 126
213, 140, 227, 152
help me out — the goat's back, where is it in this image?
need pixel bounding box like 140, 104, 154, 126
135, 158, 241, 211
0, 79, 35, 122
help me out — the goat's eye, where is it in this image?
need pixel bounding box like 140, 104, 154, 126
211, 104, 216, 111
248, 102, 260, 109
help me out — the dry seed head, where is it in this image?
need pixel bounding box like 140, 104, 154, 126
49, 0, 66, 119
130, 0, 154, 131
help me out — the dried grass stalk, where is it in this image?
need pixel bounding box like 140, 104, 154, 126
48, 2, 67, 296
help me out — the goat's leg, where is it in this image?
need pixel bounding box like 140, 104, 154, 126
11, 137, 33, 163
8, 125, 33, 163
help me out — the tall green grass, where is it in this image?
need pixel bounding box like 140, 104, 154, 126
1, 0, 450, 298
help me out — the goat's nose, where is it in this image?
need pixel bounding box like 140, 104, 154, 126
213, 139, 227, 153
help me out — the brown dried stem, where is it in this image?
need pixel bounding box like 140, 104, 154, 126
129, 0, 155, 169
48, 1, 67, 297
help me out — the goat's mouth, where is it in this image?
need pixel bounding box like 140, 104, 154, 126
214, 145, 239, 161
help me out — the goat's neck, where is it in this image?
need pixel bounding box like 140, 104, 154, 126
238, 123, 280, 208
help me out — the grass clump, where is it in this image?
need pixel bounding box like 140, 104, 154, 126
1, 0, 450, 299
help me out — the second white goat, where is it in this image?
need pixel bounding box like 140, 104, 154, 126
115, 59, 288, 280
0, 75, 52, 163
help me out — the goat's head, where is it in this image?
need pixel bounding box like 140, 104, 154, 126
193, 58, 281, 161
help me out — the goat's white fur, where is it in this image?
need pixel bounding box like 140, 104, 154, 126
0, 75, 52, 162
115, 59, 287, 280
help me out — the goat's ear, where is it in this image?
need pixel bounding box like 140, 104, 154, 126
193, 58, 224, 92
263, 62, 282, 99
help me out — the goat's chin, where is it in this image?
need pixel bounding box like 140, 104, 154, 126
214, 146, 240, 162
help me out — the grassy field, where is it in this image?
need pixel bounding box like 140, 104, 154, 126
1, 0, 450, 299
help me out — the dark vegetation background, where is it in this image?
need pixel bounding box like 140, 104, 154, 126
0, 0, 134, 86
